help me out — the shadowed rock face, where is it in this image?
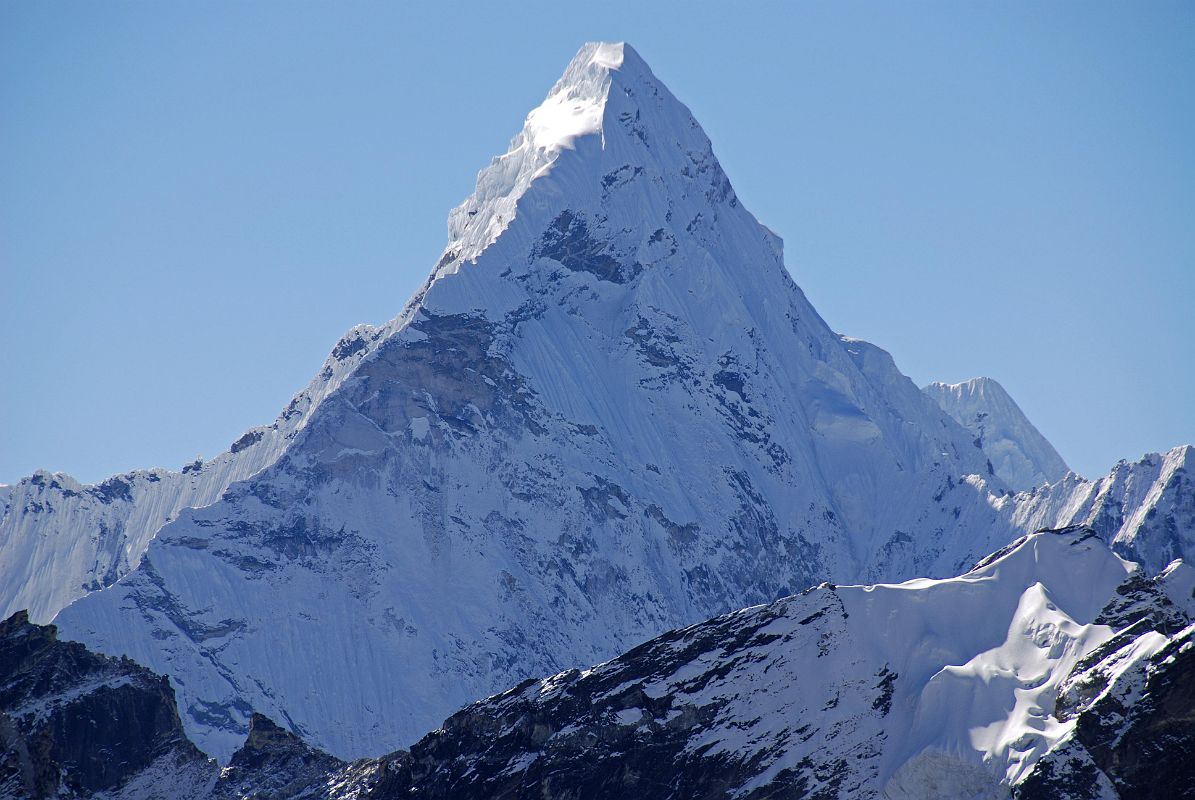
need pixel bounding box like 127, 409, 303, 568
212, 713, 346, 800
1017, 626, 1195, 800
0, 610, 214, 799
0, 611, 385, 799
361, 597, 876, 800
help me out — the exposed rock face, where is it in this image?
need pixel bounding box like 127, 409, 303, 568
212, 713, 346, 800
1017, 610, 1195, 799
0, 610, 215, 799
0, 611, 387, 800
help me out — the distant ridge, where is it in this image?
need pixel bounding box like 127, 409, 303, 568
924, 376, 1070, 490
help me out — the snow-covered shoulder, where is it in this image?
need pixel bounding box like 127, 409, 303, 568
1158, 557, 1195, 618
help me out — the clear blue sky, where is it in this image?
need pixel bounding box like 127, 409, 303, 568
2, 1, 1192, 484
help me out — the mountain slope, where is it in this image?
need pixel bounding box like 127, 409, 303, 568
351, 527, 1193, 800
0, 611, 216, 799
924, 377, 1070, 490
1011, 445, 1195, 575
54, 42, 1019, 760
0, 321, 393, 624
14, 528, 1195, 799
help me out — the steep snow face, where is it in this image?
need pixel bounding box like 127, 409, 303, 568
0, 322, 390, 624
868, 529, 1140, 795
55, 42, 1017, 761
924, 377, 1070, 490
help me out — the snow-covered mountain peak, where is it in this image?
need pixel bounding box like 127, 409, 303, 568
48, 42, 1195, 767
51, 41, 1014, 761
434, 40, 744, 294
924, 376, 1071, 490
526, 42, 638, 144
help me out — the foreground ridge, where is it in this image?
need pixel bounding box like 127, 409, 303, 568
6, 528, 1194, 798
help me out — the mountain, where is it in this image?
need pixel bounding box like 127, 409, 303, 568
0, 610, 215, 799
1011, 445, 1195, 576
43, 41, 1195, 763
13, 40, 1193, 766
7, 528, 1195, 799
353, 527, 1195, 800
924, 377, 1071, 490
0, 321, 388, 624
51, 42, 1022, 760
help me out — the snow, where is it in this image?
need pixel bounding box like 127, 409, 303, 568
27, 41, 1195, 768
524, 93, 605, 153
437, 43, 641, 279
1, 314, 412, 624
466, 527, 1169, 799
408, 416, 430, 440
924, 377, 1071, 490
54, 40, 1016, 761
1158, 558, 1195, 618
1012, 444, 1195, 575
844, 530, 1135, 790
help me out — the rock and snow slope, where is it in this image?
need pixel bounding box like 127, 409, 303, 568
350, 527, 1194, 800
41, 42, 1195, 764
0, 321, 393, 624
52, 42, 1019, 760
0, 610, 215, 799
9, 528, 1194, 799
924, 377, 1071, 490
1010, 445, 1195, 576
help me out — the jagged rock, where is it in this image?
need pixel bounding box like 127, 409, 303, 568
213, 713, 345, 799
0, 610, 215, 799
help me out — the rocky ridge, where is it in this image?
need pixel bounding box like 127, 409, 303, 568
6, 527, 1195, 799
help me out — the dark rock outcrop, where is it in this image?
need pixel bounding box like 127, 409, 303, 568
1018, 626, 1195, 800
0, 610, 215, 799
213, 713, 346, 799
